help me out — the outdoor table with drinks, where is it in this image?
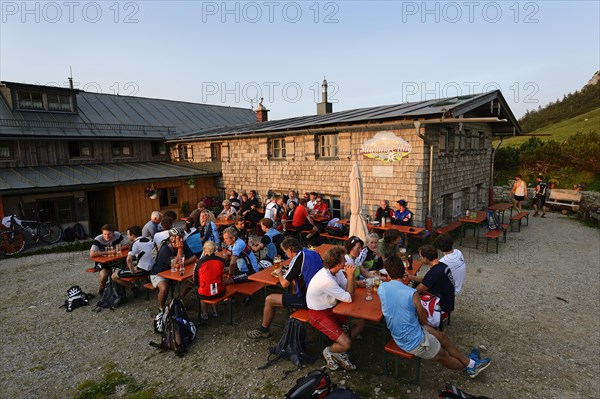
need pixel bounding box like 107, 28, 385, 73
87, 245, 128, 272
458, 210, 488, 249
158, 256, 194, 296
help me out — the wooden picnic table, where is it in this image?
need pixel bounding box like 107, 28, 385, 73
488, 202, 513, 224
88, 248, 128, 264
337, 219, 425, 236
458, 211, 487, 249
215, 218, 235, 228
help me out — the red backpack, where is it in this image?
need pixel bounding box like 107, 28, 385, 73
197, 257, 225, 297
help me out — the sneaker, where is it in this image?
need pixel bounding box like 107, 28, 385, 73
465, 357, 491, 378
200, 313, 209, 321
322, 347, 339, 371
533, 212, 539, 217
211, 311, 219, 318
246, 328, 271, 339
541, 214, 546, 218
331, 351, 357, 371
468, 347, 480, 361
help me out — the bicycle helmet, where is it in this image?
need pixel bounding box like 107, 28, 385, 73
169, 227, 184, 237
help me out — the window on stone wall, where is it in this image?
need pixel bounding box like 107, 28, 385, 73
458, 129, 466, 152
442, 194, 453, 223
465, 129, 472, 151
316, 134, 338, 158
268, 138, 286, 159
210, 143, 221, 161
327, 196, 342, 219
478, 131, 485, 150
439, 129, 456, 156
179, 145, 193, 161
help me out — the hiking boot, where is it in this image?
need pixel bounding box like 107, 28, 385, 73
246, 328, 271, 339
322, 347, 339, 371
468, 347, 480, 361
465, 357, 491, 378
331, 351, 357, 371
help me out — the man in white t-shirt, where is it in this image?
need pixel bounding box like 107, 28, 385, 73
112, 225, 154, 297
306, 246, 365, 371
437, 234, 466, 295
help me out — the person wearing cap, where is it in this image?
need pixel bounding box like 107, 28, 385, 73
150, 227, 197, 315
393, 200, 413, 226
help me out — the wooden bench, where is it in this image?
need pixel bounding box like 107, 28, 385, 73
236, 280, 265, 297
509, 212, 530, 232
319, 233, 349, 244
199, 284, 240, 325
290, 308, 325, 348
545, 189, 583, 212
485, 225, 508, 254
384, 339, 421, 385
434, 220, 463, 236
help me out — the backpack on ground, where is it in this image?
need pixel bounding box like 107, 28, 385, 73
487, 210, 503, 230
154, 297, 188, 333
92, 280, 126, 311
60, 285, 94, 312
325, 388, 360, 399
73, 223, 87, 240
62, 227, 75, 242
438, 383, 491, 399
150, 298, 196, 357
258, 318, 315, 371
284, 368, 333, 399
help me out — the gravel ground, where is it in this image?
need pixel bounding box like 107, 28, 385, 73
1, 212, 599, 399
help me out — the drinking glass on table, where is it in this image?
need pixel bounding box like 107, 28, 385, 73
273, 255, 282, 270
365, 278, 374, 301
171, 258, 178, 273
179, 257, 185, 276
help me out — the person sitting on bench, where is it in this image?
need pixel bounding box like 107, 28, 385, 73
379, 255, 491, 378
112, 225, 153, 297
246, 238, 322, 339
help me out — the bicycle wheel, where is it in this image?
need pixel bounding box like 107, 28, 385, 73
0, 230, 26, 255
40, 222, 62, 244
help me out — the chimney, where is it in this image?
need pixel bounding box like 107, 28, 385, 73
255, 97, 269, 123
317, 78, 333, 115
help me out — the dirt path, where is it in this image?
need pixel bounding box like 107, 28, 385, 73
1, 212, 598, 398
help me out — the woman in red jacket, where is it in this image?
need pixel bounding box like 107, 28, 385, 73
193, 241, 226, 321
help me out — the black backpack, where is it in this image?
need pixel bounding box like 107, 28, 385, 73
259, 318, 315, 371
73, 223, 87, 240
92, 281, 126, 311
60, 285, 94, 312
62, 227, 75, 242
438, 383, 490, 399
285, 368, 333, 399
154, 297, 189, 333
150, 298, 196, 357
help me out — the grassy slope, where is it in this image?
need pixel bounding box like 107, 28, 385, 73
498, 107, 600, 147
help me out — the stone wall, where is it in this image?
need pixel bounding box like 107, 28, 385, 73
176, 123, 494, 228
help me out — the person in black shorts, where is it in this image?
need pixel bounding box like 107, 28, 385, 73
246, 238, 323, 339
112, 225, 153, 297
532, 175, 548, 218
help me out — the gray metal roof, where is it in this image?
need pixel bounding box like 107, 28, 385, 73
174, 90, 521, 140
0, 161, 218, 193
0, 82, 255, 139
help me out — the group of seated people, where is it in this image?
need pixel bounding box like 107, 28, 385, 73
89, 190, 487, 377
244, 231, 488, 376
374, 199, 413, 225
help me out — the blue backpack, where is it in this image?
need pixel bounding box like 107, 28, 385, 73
487, 211, 503, 230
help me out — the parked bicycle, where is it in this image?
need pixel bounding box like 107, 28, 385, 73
0, 215, 63, 256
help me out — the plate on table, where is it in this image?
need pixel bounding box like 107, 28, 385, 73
370, 221, 380, 226
378, 269, 388, 275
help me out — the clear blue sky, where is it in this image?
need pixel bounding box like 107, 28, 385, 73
1, 1, 598, 120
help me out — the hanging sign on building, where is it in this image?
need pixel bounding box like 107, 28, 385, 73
360, 131, 412, 162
